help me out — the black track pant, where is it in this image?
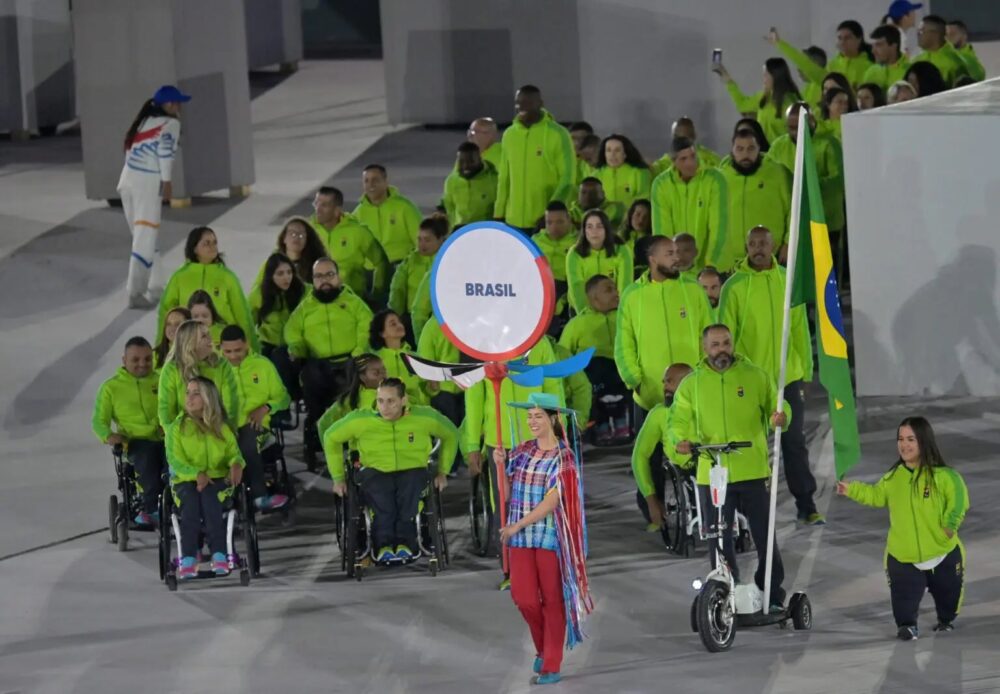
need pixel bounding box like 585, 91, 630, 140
887, 545, 964, 628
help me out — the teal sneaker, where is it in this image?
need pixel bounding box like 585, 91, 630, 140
375, 546, 395, 563
532, 672, 561, 685
533, 656, 543, 674
211, 552, 230, 576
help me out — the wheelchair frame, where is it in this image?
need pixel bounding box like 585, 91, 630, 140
108, 443, 158, 552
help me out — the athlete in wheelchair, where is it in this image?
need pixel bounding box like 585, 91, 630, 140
322, 377, 459, 579
92, 336, 166, 549
159, 377, 257, 589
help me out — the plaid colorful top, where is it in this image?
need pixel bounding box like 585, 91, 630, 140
506, 441, 571, 550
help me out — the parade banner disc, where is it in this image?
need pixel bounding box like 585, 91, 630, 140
430, 222, 555, 361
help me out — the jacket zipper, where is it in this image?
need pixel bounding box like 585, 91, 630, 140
136, 379, 151, 422
720, 371, 729, 441
765, 273, 777, 378
661, 282, 674, 365
391, 420, 399, 473
908, 474, 924, 560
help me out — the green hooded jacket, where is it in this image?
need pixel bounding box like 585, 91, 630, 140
318, 387, 376, 439
307, 213, 389, 299
717, 158, 791, 271
388, 251, 433, 317
596, 164, 652, 210
614, 272, 713, 411
460, 338, 565, 452
718, 257, 813, 385
559, 308, 617, 360
92, 367, 162, 442
157, 261, 257, 350
409, 271, 434, 344
861, 55, 912, 91
955, 43, 986, 82
323, 405, 460, 482
650, 165, 728, 269
765, 131, 844, 232
568, 198, 625, 230
724, 81, 799, 144
531, 229, 576, 284
847, 464, 969, 564
651, 144, 721, 178
157, 356, 241, 430
442, 161, 498, 229
631, 402, 686, 496
165, 414, 244, 483
230, 353, 290, 428
668, 355, 790, 484
416, 316, 460, 396
494, 109, 576, 228
777, 39, 873, 90
283, 287, 374, 360
566, 244, 633, 314
248, 285, 294, 348
351, 187, 423, 263
376, 345, 427, 406
913, 44, 969, 86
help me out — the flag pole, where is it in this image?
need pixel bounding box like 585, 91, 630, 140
762, 105, 807, 614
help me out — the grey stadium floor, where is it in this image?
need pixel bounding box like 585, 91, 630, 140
2, 61, 999, 694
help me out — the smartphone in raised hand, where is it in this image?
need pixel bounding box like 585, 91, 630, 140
712, 48, 723, 66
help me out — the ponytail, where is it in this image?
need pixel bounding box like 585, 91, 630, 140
124, 99, 170, 151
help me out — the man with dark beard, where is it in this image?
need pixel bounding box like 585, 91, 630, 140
669, 324, 791, 611
717, 128, 792, 271
284, 257, 374, 456
614, 236, 712, 422
720, 227, 823, 525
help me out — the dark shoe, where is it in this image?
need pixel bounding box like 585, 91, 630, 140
897, 625, 919, 641
933, 622, 954, 633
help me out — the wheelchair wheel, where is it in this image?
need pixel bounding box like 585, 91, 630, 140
436, 488, 450, 566
117, 518, 129, 552
660, 464, 687, 554
696, 579, 736, 652
108, 495, 119, 545
427, 488, 445, 574
344, 485, 360, 579
469, 471, 493, 557
166, 573, 178, 592
240, 568, 251, 587
240, 486, 261, 578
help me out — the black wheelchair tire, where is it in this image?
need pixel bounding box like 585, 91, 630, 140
660, 464, 688, 554
108, 495, 119, 544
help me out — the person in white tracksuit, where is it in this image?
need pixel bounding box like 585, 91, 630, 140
118, 85, 191, 308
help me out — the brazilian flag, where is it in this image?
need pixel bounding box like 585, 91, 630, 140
789, 123, 861, 479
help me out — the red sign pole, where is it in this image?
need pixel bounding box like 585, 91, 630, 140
484, 362, 510, 574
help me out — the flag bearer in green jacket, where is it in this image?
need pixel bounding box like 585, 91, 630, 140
631, 362, 691, 530
838, 417, 970, 641
669, 324, 791, 610
92, 337, 165, 525
719, 227, 822, 525
494, 85, 576, 233
324, 378, 459, 564
352, 165, 423, 264
219, 325, 291, 513
166, 376, 245, 579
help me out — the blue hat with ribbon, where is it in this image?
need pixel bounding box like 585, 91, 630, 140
508, 391, 574, 415
152, 85, 192, 105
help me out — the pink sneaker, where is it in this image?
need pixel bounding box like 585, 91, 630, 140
211, 552, 230, 576
178, 557, 198, 580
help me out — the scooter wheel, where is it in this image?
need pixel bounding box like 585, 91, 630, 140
696, 580, 736, 652
690, 594, 700, 633
789, 592, 812, 630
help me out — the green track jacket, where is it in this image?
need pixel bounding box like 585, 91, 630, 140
283, 287, 373, 360
157, 261, 257, 350
158, 357, 241, 430
165, 414, 244, 483
352, 187, 423, 263
92, 367, 162, 442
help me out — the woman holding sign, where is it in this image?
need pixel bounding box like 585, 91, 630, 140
495, 392, 592, 686
837, 417, 969, 641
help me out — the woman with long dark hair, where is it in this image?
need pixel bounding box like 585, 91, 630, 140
595, 134, 652, 210
619, 199, 652, 278
565, 209, 633, 314
118, 85, 191, 309
157, 226, 257, 351
254, 217, 326, 285
368, 309, 426, 405
769, 21, 873, 91
837, 417, 970, 641
154, 306, 191, 368
715, 57, 801, 143
905, 61, 948, 97
187, 289, 227, 346
250, 253, 305, 396
856, 82, 887, 110
818, 86, 858, 140
494, 392, 592, 685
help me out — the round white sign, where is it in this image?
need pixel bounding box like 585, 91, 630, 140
431, 222, 555, 361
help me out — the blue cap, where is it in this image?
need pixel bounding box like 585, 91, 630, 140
887, 0, 922, 20
152, 85, 192, 105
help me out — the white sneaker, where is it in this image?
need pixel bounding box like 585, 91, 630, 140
128, 293, 156, 310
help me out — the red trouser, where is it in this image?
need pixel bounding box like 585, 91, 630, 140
509, 547, 565, 674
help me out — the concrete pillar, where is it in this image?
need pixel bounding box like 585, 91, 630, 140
244, 0, 303, 72
0, 0, 75, 136
72, 0, 256, 201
